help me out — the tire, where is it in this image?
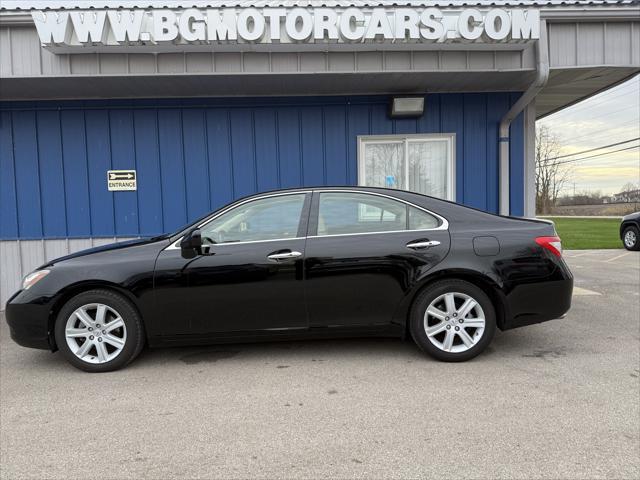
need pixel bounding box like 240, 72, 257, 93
622, 225, 640, 251
410, 279, 496, 362
54, 289, 145, 372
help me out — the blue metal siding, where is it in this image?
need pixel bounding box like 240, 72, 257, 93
0, 112, 19, 239
133, 109, 163, 235
440, 95, 465, 205
486, 93, 510, 214
36, 110, 67, 238
0, 94, 525, 240
13, 110, 43, 239
85, 110, 113, 236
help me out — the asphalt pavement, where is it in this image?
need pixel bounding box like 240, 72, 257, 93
1, 249, 639, 479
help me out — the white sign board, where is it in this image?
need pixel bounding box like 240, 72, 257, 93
32, 7, 540, 52
107, 170, 137, 191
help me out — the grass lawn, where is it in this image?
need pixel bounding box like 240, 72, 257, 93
545, 217, 622, 250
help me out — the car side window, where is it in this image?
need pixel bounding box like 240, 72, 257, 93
200, 194, 306, 244
317, 192, 407, 236
409, 206, 439, 230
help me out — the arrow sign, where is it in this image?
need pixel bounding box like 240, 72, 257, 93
107, 170, 137, 191
109, 172, 135, 180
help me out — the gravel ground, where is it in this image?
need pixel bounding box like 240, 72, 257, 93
1, 249, 639, 480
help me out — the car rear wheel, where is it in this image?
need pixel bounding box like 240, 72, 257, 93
410, 279, 496, 362
54, 289, 145, 372
623, 225, 640, 251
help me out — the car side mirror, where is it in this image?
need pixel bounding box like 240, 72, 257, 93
180, 228, 202, 251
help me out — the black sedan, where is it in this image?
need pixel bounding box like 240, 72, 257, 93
6, 187, 573, 372
620, 211, 640, 251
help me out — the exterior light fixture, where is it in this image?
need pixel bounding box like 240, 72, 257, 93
389, 97, 425, 118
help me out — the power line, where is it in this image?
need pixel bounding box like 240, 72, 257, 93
548, 104, 638, 126
548, 86, 640, 118
555, 145, 639, 166
584, 78, 640, 100
595, 78, 639, 94
552, 119, 640, 145
551, 80, 640, 113
552, 137, 640, 160
547, 105, 639, 126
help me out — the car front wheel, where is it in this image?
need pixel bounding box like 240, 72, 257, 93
54, 289, 145, 372
623, 225, 640, 251
410, 279, 496, 362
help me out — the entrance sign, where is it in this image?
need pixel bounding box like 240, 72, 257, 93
33, 7, 540, 52
107, 170, 137, 191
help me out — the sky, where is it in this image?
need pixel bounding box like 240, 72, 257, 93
536, 74, 640, 197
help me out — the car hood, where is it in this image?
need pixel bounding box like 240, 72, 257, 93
41, 236, 169, 268
622, 212, 640, 221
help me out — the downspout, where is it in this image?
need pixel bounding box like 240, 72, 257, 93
499, 19, 549, 216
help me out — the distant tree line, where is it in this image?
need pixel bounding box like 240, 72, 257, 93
556, 182, 640, 206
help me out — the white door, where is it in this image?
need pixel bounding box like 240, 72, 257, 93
358, 134, 455, 201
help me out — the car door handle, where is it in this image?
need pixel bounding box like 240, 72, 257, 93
267, 251, 303, 261
406, 240, 441, 249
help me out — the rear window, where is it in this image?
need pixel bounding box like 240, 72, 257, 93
409, 207, 439, 230
317, 192, 440, 236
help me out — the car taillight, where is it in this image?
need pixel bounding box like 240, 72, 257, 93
535, 236, 562, 258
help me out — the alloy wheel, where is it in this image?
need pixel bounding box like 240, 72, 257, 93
423, 292, 486, 353
625, 230, 636, 248
65, 303, 127, 364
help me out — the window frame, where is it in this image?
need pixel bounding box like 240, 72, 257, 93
307, 190, 448, 238
167, 191, 311, 249
166, 189, 447, 250
357, 133, 456, 202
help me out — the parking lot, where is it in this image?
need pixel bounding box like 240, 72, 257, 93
1, 249, 638, 479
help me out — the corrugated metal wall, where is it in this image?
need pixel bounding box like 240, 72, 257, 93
0, 237, 135, 306
548, 22, 640, 67
0, 93, 524, 242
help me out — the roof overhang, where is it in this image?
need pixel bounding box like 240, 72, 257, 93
0, 70, 539, 101
0, 1, 638, 118
537, 68, 639, 118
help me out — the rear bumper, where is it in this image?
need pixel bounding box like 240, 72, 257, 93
5, 291, 53, 350
501, 263, 574, 331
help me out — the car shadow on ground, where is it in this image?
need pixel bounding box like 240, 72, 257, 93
3, 323, 564, 374
134, 327, 560, 367
132, 336, 425, 369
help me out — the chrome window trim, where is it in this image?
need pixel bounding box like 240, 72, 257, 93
312, 189, 449, 235
165, 191, 311, 250
306, 228, 445, 239
165, 188, 448, 251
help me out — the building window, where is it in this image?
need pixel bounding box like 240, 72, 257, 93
358, 134, 455, 201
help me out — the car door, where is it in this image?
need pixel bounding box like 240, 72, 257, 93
304, 190, 450, 328
153, 192, 311, 336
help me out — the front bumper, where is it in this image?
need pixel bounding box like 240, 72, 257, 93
5, 290, 54, 350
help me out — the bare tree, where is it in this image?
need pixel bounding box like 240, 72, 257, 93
535, 126, 573, 215
618, 182, 640, 202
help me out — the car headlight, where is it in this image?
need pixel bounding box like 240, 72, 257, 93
22, 270, 50, 290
